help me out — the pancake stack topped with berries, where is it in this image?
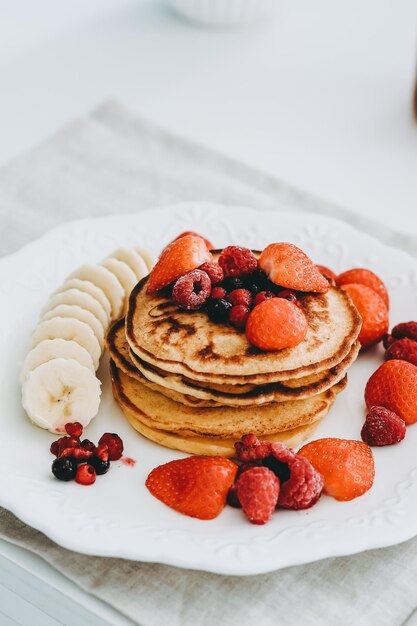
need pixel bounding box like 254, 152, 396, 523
108, 233, 362, 456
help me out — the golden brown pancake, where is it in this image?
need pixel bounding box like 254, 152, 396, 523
110, 360, 347, 438
126, 278, 361, 386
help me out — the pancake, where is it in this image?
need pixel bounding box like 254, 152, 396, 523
110, 360, 347, 438
126, 276, 361, 386
107, 317, 359, 406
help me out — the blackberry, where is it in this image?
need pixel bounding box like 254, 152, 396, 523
206, 298, 232, 323
52, 457, 77, 481
222, 277, 245, 292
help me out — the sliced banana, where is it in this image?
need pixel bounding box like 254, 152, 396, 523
42, 305, 105, 352
22, 358, 101, 433
109, 248, 148, 281
135, 246, 155, 272
30, 317, 101, 370
56, 278, 111, 323
20, 338, 95, 384
41, 288, 108, 332
101, 258, 137, 311
67, 265, 125, 320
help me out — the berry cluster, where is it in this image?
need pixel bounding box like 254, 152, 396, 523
50, 422, 124, 486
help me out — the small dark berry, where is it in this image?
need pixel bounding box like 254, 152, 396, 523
226, 484, 241, 508
222, 277, 245, 292
52, 457, 77, 481
229, 305, 250, 330
80, 439, 96, 453
254, 291, 275, 306
227, 289, 253, 308
206, 298, 233, 323
211, 286, 227, 299
90, 456, 110, 475
247, 269, 273, 291
278, 289, 298, 304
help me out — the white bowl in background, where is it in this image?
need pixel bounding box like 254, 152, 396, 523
165, 0, 277, 26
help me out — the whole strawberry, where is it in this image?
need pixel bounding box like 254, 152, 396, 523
236, 466, 279, 525
365, 360, 417, 425
361, 406, 406, 446
341, 283, 388, 348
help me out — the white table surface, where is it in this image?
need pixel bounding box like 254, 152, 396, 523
1, 1, 417, 624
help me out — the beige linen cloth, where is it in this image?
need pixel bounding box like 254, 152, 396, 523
1, 102, 416, 626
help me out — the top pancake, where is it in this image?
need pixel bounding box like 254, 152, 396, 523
126, 270, 361, 386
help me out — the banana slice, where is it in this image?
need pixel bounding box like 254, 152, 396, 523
42, 305, 105, 352
20, 338, 94, 384
135, 246, 155, 272
67, 265, 125, 320
30, 317, 101, 370
22, 358, 101, 433
101, 258, 137, 312
108, 248, 148, 281
41, 289, 108, 332
56, 278, 111, 323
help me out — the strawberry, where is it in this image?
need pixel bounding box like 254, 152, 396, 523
298, 438, 374, 501
258, 243, 329, 293
385, 337, 417, 367
147, 235, 212, 294
365, 359, 417, 425
145, 456, 238, 520
341, 283, 388, 348
245, 298, 307, 351
316, 264, 337, 282
173, 231, 213, 250
361, 406, 406, 446
336, 268, 389, 308
236, 467, 279, 525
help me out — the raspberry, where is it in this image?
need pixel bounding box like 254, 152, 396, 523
229, 305, 250, 330
392, 321, 417, 342
254, 291, 275, 306
50, 440, 60, 456
278, 455, 324, 510
236, 467, 280, 524
235, 434, 273, 462
172, 269, 211, 310
199, 262, 224, 285
52, 435, 81, 457
385, 337, 417, 367
219, 246, 258, 278
98, 433, 124, 461
361, 406, 406, 446
206, 298, 232, 323
75, 464, 96, 486
211, 287, 227, 299
235, 436, 323, 510
64, 422, 83, 438
222, 277, 245, 292
227, 289, 253, 308
383, 333, 394, 349
95, 443, 109, 462
277, 289, 298, 304
60, 447, 94, 462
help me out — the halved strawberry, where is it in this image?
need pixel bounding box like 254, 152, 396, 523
298, 438, 374, 501
147, 235, 212, 294
145, 456, 238, 520
173, 231, 214, 250
259, 243, 329, 293
336, 268, 389, 309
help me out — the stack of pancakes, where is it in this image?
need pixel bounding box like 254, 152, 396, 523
108, 260, 362, 456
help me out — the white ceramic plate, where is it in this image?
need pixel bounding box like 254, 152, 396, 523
2, 203, 417, 576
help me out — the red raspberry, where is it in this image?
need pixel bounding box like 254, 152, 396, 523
218, 246, 258, 278
361, 406, 406, 446
229, 305, 250, 330
95, 443, 109, 462
228, 289, 253, 308
51, 436, 81, 457
236, 467, 279, 524
278, 455, 324, 510
383, 333, 394, 349
211, 287, 227, 299
50, 440, 60, 456
277, 289, 298, 304
199, 262, 224, 285
60, 447, 94, 462
235, 434, 273, 462
172, 269, 211, 310
385, 337, 417, 367
392, 321, 417, 342
254, 291, 275, 306
64, 422, 83, 438
75, 464, 96, 486
98, 433, 124, 461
